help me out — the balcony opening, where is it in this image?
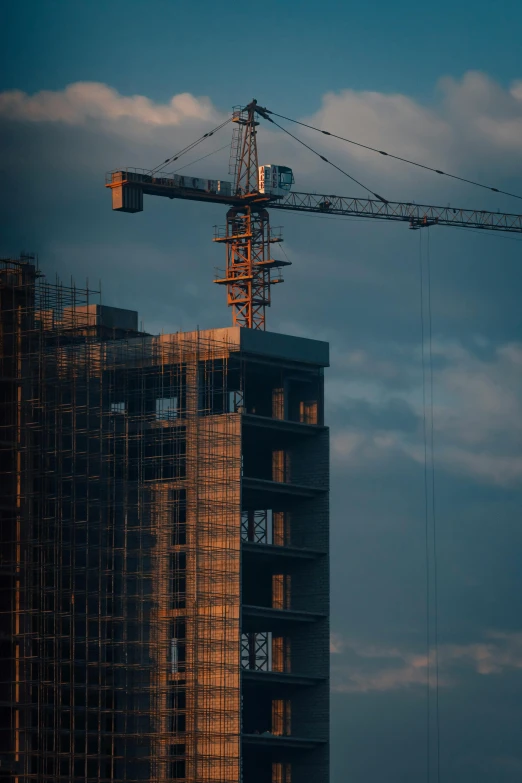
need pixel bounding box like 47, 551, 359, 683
273, 511, 291, 546
288, 377, 320, 424
272, 636, 291, 673
272, 449, 290, 483
272, 762, 292, 783
272, 698, 292, 736
272, 574, 291, 610
241, 509, 271, 544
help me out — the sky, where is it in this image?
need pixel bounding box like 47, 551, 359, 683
2, 2, 522, 781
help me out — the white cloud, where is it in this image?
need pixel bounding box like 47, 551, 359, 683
3, 71, 522, 187
305, 87, 450, 170
302, 70, 522, 188
0, 82, 222, 128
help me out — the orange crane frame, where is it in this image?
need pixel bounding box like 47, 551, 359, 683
106, 100, 522, 330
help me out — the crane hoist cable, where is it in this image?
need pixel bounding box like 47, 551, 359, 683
265, 109, 522, 203
419, 230, 441, 783
426, 230, 441, 783
264, 115, 389, 203
419, 231, 432, 783
150, 117, 232, 175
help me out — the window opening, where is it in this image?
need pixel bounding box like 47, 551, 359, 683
156, 396, 178, 421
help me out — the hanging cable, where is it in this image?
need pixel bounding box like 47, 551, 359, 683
419, 231, 431, 783
264, 116, 389, 203
150, 117, 232, 175
265, 109, 522, 202
420, 229, 442, 783
427, 230, 441, 783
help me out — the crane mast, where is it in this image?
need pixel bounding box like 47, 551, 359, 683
213, 101, 290, 330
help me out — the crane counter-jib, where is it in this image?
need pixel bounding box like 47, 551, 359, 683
106, 168, 244, 212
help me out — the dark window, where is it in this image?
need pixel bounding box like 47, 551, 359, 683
170, 759, 186, 780
170, 552, 186, 609
171, 489, 187, 545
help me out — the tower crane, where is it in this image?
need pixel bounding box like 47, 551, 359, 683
105, 100, 522, 330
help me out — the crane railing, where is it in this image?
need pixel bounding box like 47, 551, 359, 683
271, 192, 522, 233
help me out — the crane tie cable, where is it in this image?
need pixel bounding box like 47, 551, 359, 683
265, 109, 522, 202
172, 143, 231, 174
150, 117, 232, 175
265, 116, 389, 204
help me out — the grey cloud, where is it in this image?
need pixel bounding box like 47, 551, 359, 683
331, 674, 522, 783
330, 396, 419, 433
330, 631, 522, 693
327, 337, 522, 487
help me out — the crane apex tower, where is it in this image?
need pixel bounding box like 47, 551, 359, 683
1, 256, 330, 783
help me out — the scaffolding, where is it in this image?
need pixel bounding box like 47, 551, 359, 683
1, 257, 243, 782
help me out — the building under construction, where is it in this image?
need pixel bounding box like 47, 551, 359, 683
0, 256, 330, 783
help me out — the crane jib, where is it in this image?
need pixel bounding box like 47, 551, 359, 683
271, 193, 522, 234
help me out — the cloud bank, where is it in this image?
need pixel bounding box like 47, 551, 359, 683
2, 71, 522, 193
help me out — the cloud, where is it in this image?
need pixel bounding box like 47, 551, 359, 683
0, 82, 221, 128
3, 71, 522, 193
305, 86, 450, 170
329, 338, 522, 487
331, 631, 522, 693
330, 345, 419, 391
299, 71, 522, 194
447, 632, 522, 675
330, 633, 345, 654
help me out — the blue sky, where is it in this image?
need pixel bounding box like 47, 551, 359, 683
2, 3, 522, 782
3, 0, 522, 108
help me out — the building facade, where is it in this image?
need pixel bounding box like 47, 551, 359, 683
0, 258, 329, 783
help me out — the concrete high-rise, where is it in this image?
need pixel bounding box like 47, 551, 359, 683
0, 257, 329, 783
